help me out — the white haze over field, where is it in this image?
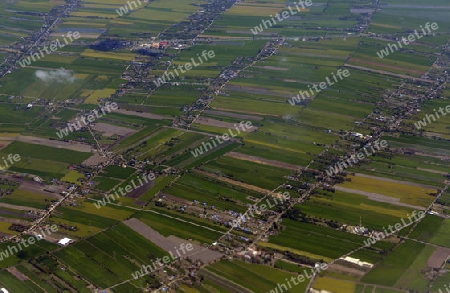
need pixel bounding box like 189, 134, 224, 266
35, 68, 76, 83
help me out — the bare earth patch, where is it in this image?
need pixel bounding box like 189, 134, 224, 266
224, 84, 290, 98
254, 66, 288, 71
0, 174, 62, 200
124, 218, 222, 264
225, 152, 303, 171
114, 109, 170, 120
328, 262, 366, 277
126, 180, 154, 201
82, 153, 107, 167
194, 117, 258, 132
427, 247, 450, 268
204, 110, 263, 121
0, 202, 40, 212
212, 107, 280, 118
7, 267, 28, 281
92, 122, 136, 137
226, 30, 274, 36
21, 184, 64, 200
0, 135, 92, 152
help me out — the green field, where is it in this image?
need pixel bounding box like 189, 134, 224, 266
0, 0, 449, 291
207, 259, 300, 293
268, 219, 393, 260
362, 240, 433, 290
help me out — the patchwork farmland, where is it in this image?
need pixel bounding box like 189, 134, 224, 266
0, 0, 449, 292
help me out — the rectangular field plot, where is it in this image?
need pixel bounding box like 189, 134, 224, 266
338, 175, 437, 208
268, 219, 369, 260
206, 259, 300, 293
164, 172, 263, 213
361, 240, 435, 291
200, 156, 289, 190
54, 223, 166, 289
0, 189, 55, 210
136, 210, 227, 244
301, 189, 416, 231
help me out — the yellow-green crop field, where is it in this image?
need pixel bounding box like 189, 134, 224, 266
340, 175, 436, 207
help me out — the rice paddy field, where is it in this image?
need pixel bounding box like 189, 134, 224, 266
202, 0, 370, 37
205, 259, 301, 293
0, 0, 59, 46
0, 0, 448, 292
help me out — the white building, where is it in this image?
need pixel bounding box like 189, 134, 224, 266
58, 238, 73, 246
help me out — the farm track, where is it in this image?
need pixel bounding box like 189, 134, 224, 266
150, 28, 450, 293
304, 36, 450, 292
2, 0, 450, 291
0, 135, 93, 152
